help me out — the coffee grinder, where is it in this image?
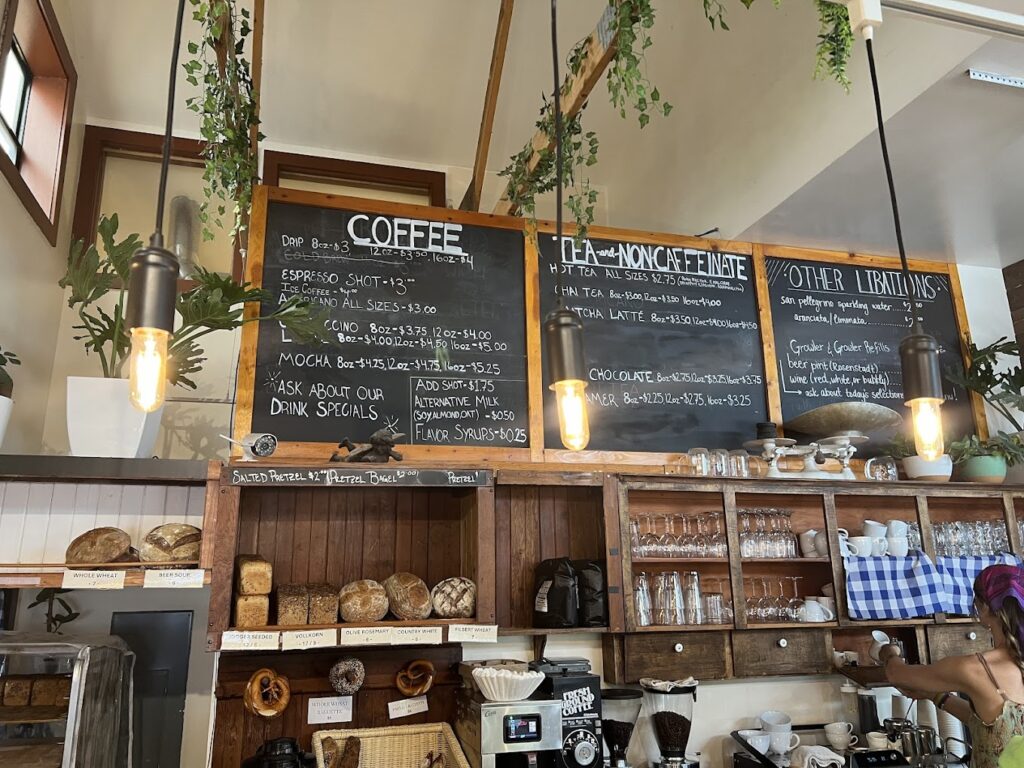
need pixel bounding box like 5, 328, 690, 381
529, 658, 603, 768
601, 689, 643, 768
639, 679, 699, 768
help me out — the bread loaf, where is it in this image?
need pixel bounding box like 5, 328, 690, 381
309, 584, 338, 625
140, 523, 202, 563
235, 594, 270, 627
53, 677, 72, 706
29, 677, 60, 706
276, 584, 309, 626
65, 527, 132, 564
2, 677, 31, 706
338, 580, 389, 622
236, 555, 272, 595
431, 576, 477, 618
384, 572, 432, 620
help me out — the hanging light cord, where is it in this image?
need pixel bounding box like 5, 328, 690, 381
550, 0, 567, 310
153, 0, 188, 243
865, 37, 921, 324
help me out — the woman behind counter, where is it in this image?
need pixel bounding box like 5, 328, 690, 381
882, 563, 1024, 767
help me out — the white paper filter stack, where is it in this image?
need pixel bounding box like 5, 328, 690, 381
472, 667, 545, 702
938, 707, 967, 760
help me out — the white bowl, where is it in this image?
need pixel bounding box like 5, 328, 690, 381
472, 667, 545, 702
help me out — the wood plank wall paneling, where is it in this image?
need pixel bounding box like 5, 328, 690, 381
213, 646, 461, 764
235, 488, 475, 590
0, 481, 205, 565
493, 485, 605, 628
1004, 260, 1024, 352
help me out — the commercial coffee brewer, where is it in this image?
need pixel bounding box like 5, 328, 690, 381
529, 658, 604, 768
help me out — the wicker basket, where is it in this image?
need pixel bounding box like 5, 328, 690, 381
312, 722, 471, 768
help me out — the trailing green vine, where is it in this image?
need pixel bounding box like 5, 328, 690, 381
607, 0, 673, 128
183, 0, 262, 242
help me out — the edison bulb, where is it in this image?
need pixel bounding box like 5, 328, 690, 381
129, 327, 169, 412
551, 378, 589, 451
909, 397, 943, 461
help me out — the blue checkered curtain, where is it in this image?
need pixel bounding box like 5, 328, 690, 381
935, 554, 1023, 616
845, 552, 947, 620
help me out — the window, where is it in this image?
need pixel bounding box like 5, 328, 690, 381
0, 39, 30, 163
0, 0, 76, 245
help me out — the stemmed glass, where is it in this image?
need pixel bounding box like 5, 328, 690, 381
639, 516, 660, 558
786, 576, 805, 622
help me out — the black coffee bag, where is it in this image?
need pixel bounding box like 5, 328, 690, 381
533, 557, 578, 628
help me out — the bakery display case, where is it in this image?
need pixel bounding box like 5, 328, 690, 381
0, 633, 134, 768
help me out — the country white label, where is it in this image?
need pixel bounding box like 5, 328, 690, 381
447, 624, 498, 643
62, 570, 126, 589
388, 695, 429, 719
338, 626, 394, 646
307, 696, 353, 725
390, 626, 443, 645
220, 631, 280, 651
282, 628, 337, 651
143, 569, 205, 589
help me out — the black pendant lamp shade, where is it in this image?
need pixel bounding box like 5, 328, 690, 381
544, 306, 587, 386
126, 236, 178, 335
899, 324, 943, 403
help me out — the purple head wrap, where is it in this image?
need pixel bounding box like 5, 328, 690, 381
974, 564, 1024, 613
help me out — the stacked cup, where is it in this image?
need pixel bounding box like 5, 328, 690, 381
824, 722, 858, 752
759, 710, 801, 756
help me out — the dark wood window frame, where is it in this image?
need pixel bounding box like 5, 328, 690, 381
71, 125, 244, 282
0, 0, 76, 246
262, 150, 447, 208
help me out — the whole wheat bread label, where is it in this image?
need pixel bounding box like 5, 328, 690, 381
388, 695, 429, 719
282, 628, 337, 651
448, 624, 498, 643
390, 626, 443, 645
143, 569, 205, 589
307, 695, 353, 725
338, 626, 394, 646
62, 569, 125, 589
221, 631, 280, 651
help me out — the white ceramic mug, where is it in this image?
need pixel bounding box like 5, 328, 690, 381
759, 710, 792, 732
847, 536, 873, 556
800, 529, 819, 555
770, 731, 801, 755
869, 630, 892, 662
827, 733, 858, 751
800, 601, 835, 622
886, 519, 910, 538
866, 731, 889, 750
871, 537, 889, 556
818, 596, 836, 614
815, 530, 831, 557
863, 519, 887, 538
825, 722, 855, 736
738, 730, 772, 754
887, 536, 910, 557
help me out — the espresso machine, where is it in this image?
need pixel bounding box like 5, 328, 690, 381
529, 658, 603, 768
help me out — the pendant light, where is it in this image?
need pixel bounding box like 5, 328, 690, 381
124, 0, 187, 412
845, 0, 945, 460
544, 0, 590, 451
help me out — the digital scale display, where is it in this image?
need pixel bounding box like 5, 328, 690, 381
504, 714, 542, 743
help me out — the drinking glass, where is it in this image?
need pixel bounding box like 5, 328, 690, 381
634, 572, 653, 627
703, 592, 726, 625
654, 571, 685, 626
728, 450, 751, 478
787, 576, 805, 622
639, 516, 660, 558
684, 571, 703, 625
710, 449, 730, 477
629, 519, 642, 558
688, 448, 711, 477
658, 515, 676, 558
710, 513, 727, 557
908, 522, 921, 551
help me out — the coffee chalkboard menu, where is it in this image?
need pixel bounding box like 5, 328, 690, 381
248, 198, 530, 448
765, 256, 974, 439
538, 233, 768, 452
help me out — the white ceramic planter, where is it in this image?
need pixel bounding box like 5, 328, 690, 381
902, 454, 953, 482
66, 376, 163, 458
0, 395, 11, 449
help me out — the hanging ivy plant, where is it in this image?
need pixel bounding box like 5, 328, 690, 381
182, 0, 263, 242
607, 0, 673, 128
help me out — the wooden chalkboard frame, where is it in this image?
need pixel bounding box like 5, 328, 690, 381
234, 186, 537, 461
758, 243, 987, 440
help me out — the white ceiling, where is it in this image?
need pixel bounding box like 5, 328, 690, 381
61, 1, 1020, 265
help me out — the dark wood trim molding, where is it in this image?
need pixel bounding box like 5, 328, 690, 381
262, 150, 447, 208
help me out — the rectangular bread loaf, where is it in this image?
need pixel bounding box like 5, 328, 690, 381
308, 584, 338, 625
29, 677, 60, 706
276, 584, 309, 626
235, 593, 270, 627
236, 555, 273, 595
2, 677, 31, 706
53, 676, 72, 706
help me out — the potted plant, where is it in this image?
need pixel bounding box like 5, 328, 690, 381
0, 346, 19, 448
60, 214, 329, 458
886, 434, 953, 482
948, 433, 1024, 484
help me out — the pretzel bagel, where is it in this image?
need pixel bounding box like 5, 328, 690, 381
395, 659, 435, 697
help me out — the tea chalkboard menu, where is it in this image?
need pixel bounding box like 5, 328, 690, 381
538, 233, 768, 453
248, 197, 530, 448
765, 256, 974, 439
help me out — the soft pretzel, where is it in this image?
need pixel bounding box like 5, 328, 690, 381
396, 659, 435, 697
243, 667, 291, 718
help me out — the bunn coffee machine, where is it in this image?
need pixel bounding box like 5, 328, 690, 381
529, 658, 603, 768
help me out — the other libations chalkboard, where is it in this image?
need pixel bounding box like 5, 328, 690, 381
245, 192, 530, 450
765, 255, 974, 439
538, 232, 768, 453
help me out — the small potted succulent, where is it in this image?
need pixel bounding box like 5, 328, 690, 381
886, 434, 953, 482
0, 346, 19, 448
948, 433, 1024, 484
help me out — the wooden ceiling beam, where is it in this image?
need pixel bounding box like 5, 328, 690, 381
460, 0, 515, 211
492, 2, 618, 217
